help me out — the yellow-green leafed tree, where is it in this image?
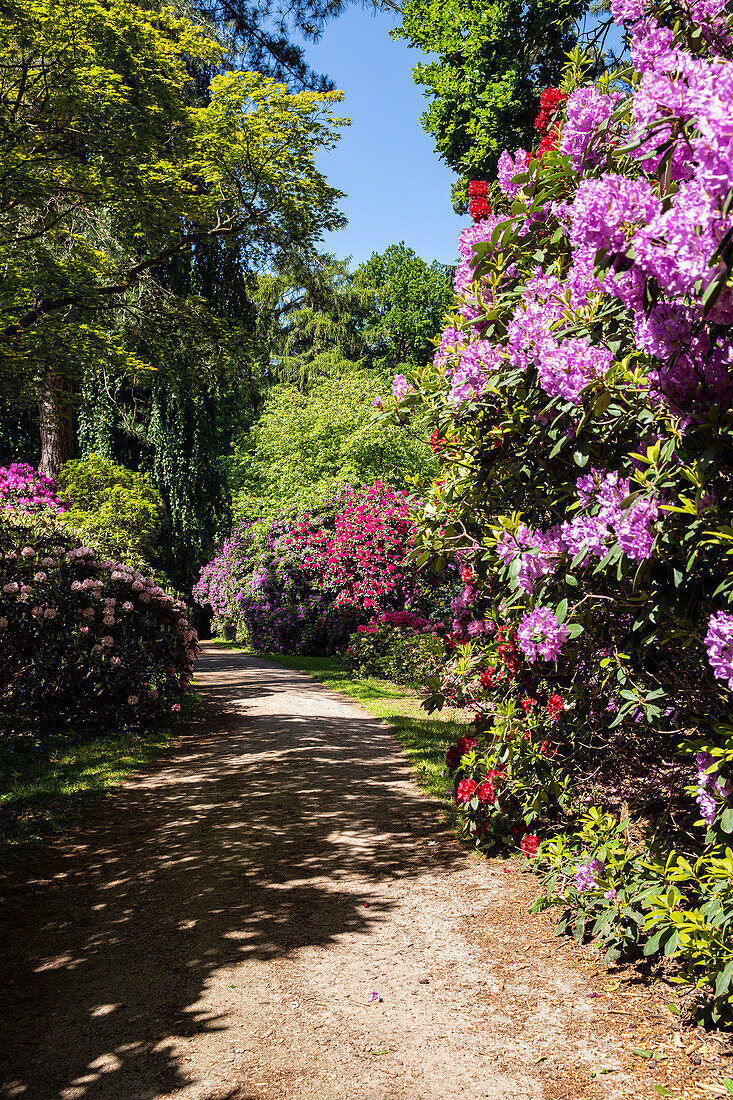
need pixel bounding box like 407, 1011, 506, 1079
0, 0, 346, 469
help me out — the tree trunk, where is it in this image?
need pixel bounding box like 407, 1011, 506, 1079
39, 376, 74, 478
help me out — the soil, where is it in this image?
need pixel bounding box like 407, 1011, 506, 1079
1, 643, 732, 1100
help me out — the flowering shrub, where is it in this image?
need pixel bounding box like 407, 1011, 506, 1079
194, 483, 441, 654
1, 515, 198, 734
0, 464, 65, 515
343, 611, 445, 684
381, 0, 733, 1020
440, 653, 573, 850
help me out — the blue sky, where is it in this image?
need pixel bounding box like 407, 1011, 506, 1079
302, 6, 465, 268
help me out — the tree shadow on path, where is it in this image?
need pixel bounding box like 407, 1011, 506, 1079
0, 645, 460, 1099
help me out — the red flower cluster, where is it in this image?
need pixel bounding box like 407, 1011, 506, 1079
445, 734, 477, 770
520, 834, 539, 856
530, 87, 567, 160
455, 777, 478, 804
282, 482, 417, 618
460, 567, 475, 585
534, 88, 567, 135
496, 627, 522, 677
357, 609, 442, 636
476, 780, 496, 804
467, 179, 492, 222
479, 666, 495, 689
547, 693, 564, 722
537, 130, 561, 158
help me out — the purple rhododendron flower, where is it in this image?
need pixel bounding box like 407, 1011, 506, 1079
497, 148, 529, 198
705, 612, 733, 690
575, 857, 606, 892
392, 374, 410, 400
698, 789, 718, 827
517, 606, 570, 662
560, 87, 618, 171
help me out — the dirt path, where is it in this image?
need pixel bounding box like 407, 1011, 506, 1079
0, 645, 698, 1100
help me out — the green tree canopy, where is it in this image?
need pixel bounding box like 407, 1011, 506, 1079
0, 0, 347, 406
354, 242, 454, 372
58, 454, 166, 569
392, 0, 590, 195
227, 368, 435, 516
243, 243, 454, 390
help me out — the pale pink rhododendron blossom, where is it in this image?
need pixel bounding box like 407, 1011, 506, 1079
1, 533, 198, 730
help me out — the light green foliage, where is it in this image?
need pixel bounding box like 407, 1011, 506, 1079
58, 454, 166, 568
0, 0, 346, 403
225, 244, 452, 519
227, 369, 436, 516
393, 0, 588, 191
533, 810, 733, 1025
344, 627, 445, 687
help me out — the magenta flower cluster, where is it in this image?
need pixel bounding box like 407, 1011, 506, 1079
0, 463, 66, 515
497, 469, 660, 597
574, 856, 606, 892
194, 483, 434, 655
516, 606, 570, 662
705, 612, 733, 691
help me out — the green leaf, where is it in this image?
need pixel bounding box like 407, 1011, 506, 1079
715, 959, 733, 998
702, 264, 730, 315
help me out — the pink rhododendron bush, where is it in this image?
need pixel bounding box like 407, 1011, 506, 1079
1, 515, 198, 734
194, 483, 447, 654
382, 0, 733, 1023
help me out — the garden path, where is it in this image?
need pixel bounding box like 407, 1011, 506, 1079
0, 645, 685, 1100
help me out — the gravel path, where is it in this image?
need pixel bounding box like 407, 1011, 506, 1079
0, 644, 652, 1099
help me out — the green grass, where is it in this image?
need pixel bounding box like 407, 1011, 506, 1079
207, 639, 472, 804
0, 697, 196, 863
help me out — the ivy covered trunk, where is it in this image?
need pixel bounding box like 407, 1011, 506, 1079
39, 376, 74, 478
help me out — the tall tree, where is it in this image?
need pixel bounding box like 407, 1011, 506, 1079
353, 242, 454, 372
189, 0, 346, 90
0, 0, 346, 472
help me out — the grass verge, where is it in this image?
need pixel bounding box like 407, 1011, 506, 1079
206, 639, 472, 805
0, 694, 197, 863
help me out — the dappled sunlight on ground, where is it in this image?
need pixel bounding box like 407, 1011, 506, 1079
0, 650, 465, 1099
